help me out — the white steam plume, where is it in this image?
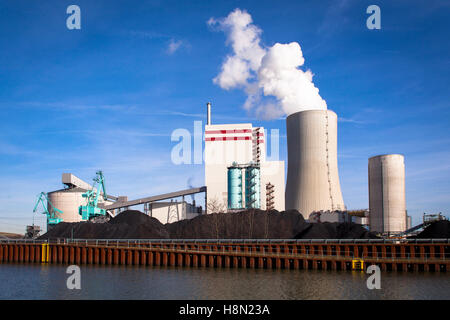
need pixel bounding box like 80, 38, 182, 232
209, 9, 327, 119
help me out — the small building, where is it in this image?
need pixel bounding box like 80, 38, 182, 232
144, 201, 202, 224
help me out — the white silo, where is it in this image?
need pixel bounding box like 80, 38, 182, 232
47, 188, 87, 223
368, 154, 406, 234
285, 110, 346, 219
47, 173, 114, 227
48, 187, 113, 225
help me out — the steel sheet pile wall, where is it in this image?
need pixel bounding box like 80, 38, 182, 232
1, 240, 448, 273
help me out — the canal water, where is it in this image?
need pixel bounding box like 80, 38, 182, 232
0, 263, 449, 299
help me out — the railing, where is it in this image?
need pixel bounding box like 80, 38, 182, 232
359, 253, 450, 261
0, 238, 449, 245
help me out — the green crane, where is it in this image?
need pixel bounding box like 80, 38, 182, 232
33, 192, 63, 226
79, 170, 108, 221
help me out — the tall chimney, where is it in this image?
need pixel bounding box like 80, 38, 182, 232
206, 102, 211, 125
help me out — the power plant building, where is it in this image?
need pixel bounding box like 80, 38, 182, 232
285, 110, 346, 219
141, 201, 202, 224
368, 154, 407, 234
204, 109, 285, 212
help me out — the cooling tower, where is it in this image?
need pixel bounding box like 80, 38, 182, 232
368, 154, 406, 234
285, 110, 345, 219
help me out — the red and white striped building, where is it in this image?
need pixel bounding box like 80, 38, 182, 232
204, 123, 285, 212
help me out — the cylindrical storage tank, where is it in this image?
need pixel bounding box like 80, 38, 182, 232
368, 154, 406, 234
47, 187, 113, 228
47, 188, 87, 224
285, 110, 346, 219
227, 166, 243, 209
245, 166, 261, 209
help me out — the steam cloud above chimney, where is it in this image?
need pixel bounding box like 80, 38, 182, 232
208, 8, 327, 120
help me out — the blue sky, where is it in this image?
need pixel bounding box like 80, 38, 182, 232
0, 0, 449, 233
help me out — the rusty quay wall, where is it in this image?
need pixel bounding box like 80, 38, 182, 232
0, 239, 449, 273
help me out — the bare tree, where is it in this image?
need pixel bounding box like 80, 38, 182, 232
248, 209, 254, 238
213, 213, 220, 239
205, 197, 226, 239
207, 197, 227, 214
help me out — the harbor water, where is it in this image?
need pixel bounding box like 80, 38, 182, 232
0, 263, 449, 300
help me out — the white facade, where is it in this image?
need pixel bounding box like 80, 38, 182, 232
204, 123, 285, 212
353, 216, 369, 226
147, 201, 201, 224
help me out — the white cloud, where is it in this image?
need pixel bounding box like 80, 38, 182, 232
338, 117, 366, 124
209, 8, 327, 119
166, 39, 183, 55
209, 9, 265, 88
213, 55, 250, 89
256, 42, 327, 115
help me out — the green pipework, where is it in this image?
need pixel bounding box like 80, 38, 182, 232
33, 192, 63, 226
79, 170, 108, 221
245, 166, 261, 209
227, 165, 243, 209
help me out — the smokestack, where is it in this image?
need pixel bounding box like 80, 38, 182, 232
206, 102, 211, 125
285, 110, 345, 219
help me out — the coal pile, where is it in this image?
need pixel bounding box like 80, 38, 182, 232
166, 209, 309, 239
39, 210, 170, 239
413, 220, 450, 239
40, 209, 378, 240
294, 222, 378, 239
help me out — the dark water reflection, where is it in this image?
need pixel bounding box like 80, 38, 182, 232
0, 263, 449, 300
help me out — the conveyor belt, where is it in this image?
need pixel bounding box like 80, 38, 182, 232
99, 186, 207, 211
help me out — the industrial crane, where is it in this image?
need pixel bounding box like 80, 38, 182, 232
79, 170, 108, 221
33, 192, 63, 226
